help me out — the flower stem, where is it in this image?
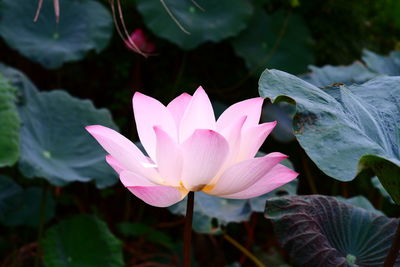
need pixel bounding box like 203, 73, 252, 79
384, 221, 400, 266
183, 191, 195, 267
223, 234, 266, 267
34, 182, 49, 267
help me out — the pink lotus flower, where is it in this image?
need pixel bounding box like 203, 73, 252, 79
125, 29, 156, 56
86, 87, 298, 207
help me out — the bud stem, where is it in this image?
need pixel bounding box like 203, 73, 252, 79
183, 191, 195, 267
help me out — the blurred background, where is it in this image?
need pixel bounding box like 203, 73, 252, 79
0, 0, 400, 266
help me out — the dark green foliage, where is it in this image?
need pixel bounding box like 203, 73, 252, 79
231, 10, 314, 75
0, 176, 55, 227
0, 65, 118, 188
42, 215, 124, 266
265, 195, 400, 266
0, 0, 113, 69
136, 0, 254, 49
0, 73, 20, 167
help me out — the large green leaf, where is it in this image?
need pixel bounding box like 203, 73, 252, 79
169, 159, 297, 233
0, 73, 20, 167
117, 222, 174, 250
337, 195, 384, 215
0, 175, 22, 222
136, 0, 253, 50
42, 215, 124, 267
0, 176, 55, 227
265, 195, 400, 266
301, 62, 377, 87
0, 0, 112, 69
259, 69, 400, 203
231, 10, 314, 75
301, 50, 400, 87
0, 64, 118, 188
362, 49, 400, 76
372, 176, 395, 204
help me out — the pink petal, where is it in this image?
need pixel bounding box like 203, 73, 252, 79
181, 129, 229, 191
218, 164, 298, 199
128, 186, 185, 207
120, 171, 186, 207
105, 155, 125, 174
207, 152, 288, 196
85, 125, 160, 182
179, 87, 216, 142
211, 116, 247, 181
154, 126, 182, 186
166, 93, 192, 129
218, 116, 247, 148
236, 121, 277, 161
120, 170, 155, 187
216, 97, 264, 131
133, 92, 177, 160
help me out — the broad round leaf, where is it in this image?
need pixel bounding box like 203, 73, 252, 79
372, 176, 395, 204
117, 222, 174, 250
301, 62, 377, 87
362, 49, 400, 76
0, 73, 20, 167
259, 69, 400, 203
0, 176, 55, 227
0, 65, 118, 188
301, 50, 400, 87
265, 195, 400, 266
231, 10, 314, 75
42, 215, 124, 266
136, 0, 253, 50
0, 175, 22, 222
0, 0, 112, 69
1, 187, 55, 227
337, 196, 384, 215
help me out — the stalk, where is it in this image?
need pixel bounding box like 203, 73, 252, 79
183, 191, 195, 267
223, 234, 266, 267
34, 183, 49, 267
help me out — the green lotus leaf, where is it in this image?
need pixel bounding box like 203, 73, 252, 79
0, 73, 20, 167
0, 0, 112, 69
0, 175, 22, 222
301, 62, 377, 87
231, 10, 314, 75
337, 195, 384, 215
42, 215, 124, 266
0, 64, 118, 188
0, 176, 55, 227
117, 222, 174, 250
265, 195, 400, 266
372, 176, 395, 204
136, 0, 253, 50
259, 69, 400, 203
362, 49, 400, 76
301, 50, 400, 87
